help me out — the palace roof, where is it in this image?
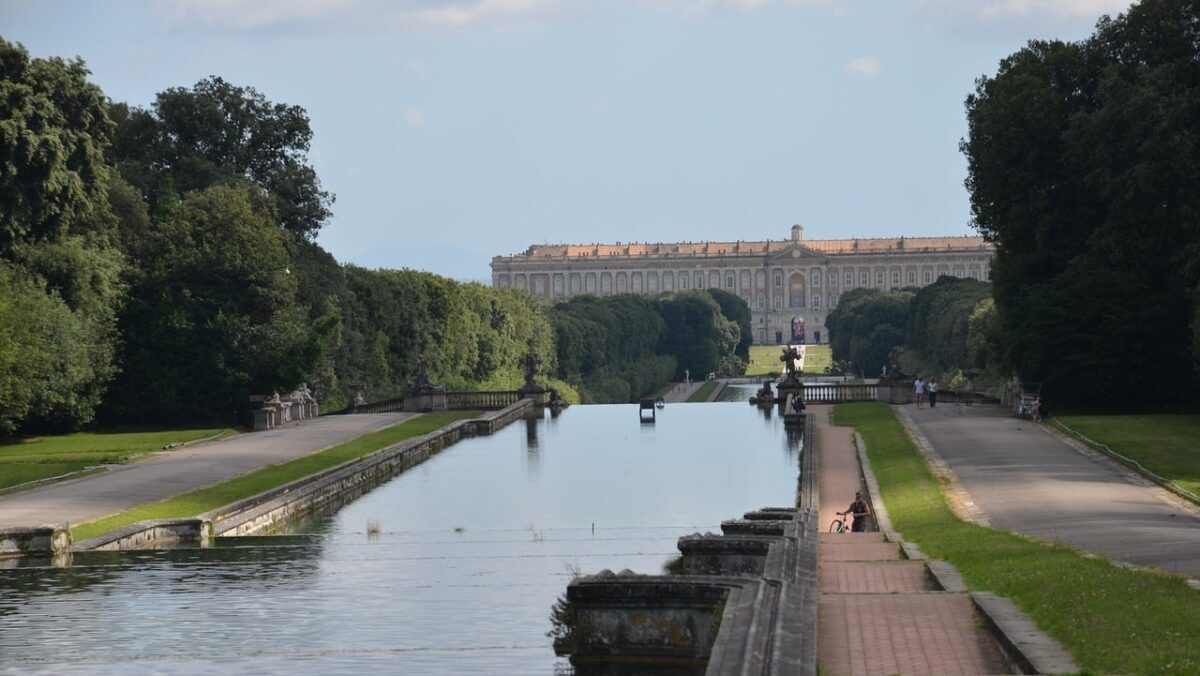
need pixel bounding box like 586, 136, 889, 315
496, 236, 992, 260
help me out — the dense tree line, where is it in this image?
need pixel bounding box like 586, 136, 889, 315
0, 39, 123, 432
826, 288, 914, 378
549, 290, 745, 403
826, 278, 1000, 386
0, 39, 746, 431
963, 0, 1200, 408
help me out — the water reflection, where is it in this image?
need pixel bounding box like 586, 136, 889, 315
0, 403, 798, 674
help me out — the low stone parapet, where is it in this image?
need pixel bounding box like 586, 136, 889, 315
677, 533, 774, 576
73, 519, 211, 552
0, 525, 71, 557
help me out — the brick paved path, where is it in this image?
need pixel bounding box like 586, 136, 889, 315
811, 405, 1005, 675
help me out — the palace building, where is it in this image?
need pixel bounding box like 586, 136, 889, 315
490, 225, 994, 345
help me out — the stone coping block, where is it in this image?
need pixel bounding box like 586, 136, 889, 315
0, 525, 71, 556
926, 560, 968, 592
721, 519, 789, 537
566, 571, 815, 675
972, 591, 1080, 675
74, 518, 210, 552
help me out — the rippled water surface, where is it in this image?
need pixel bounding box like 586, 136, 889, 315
1, 402, 798, 674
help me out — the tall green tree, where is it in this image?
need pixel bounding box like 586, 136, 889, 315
109, 76, 333, 240
0, 38, 112, 250
906, 277, 992, 374
0, 39, 124, 432
963, 0, 1200, 408
104, 184, 325, 423
706, 288, 753, 359
658, 291, 739, 380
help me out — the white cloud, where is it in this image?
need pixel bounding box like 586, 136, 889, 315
845, 56, 880, 80
404, 105, 426, 126
402, 0, 566, 27
157, 0, 357, 31
634, 0, 844, 15
406, 59, 428, 79
155, 0, 571, 31
915, 0, 1136, 37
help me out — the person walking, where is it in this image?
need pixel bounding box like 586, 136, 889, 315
838, 491, 873, 532
914, 376, 925, 408
928, 379, 938, 408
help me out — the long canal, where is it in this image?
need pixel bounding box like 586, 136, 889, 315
1, 397, 797, 674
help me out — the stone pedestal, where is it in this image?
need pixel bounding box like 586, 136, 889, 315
878, 381, 914, 404
404, 387, 447, 412
519, 385, 549, 406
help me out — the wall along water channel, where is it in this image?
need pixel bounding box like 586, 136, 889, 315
1, 398, 797, 674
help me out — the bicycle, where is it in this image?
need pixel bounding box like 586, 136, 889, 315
829, 514, 849, 534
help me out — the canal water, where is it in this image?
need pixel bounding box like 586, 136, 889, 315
1, 401, 799, 674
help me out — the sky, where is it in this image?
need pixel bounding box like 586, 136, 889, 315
2, 0, 1135, 281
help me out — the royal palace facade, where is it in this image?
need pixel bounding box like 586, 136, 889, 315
491, 225, 995, 345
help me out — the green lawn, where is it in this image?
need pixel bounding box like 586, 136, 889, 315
71, 411, 479, 542
0, 427, 234, 492
686, 381, 719, 402
1055, 415, 1200, 497
833, 403, 1200, 675
745, 344, 832, 376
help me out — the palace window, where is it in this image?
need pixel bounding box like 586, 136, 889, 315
891, 271, 900, 285
845, 272, 853, 287
812, 294, 821, 309
860, 271, 869, 286
774, 274, 782, 287
725, 273, 735, 288
907, 271, 916, 285
829, 295, 837, 309
774, 297, 782, 309
924, 270, 932, 284
811, 270, 821, 287
969, 267, 980, 280
876, 271, 885, 286
758, 297, 765, 308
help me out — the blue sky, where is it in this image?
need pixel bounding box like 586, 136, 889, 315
2, 0, 1133, 281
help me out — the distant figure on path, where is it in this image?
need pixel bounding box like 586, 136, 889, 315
914, 377, 926, 408
928, 379, 938, 408
838, 491, 873, 532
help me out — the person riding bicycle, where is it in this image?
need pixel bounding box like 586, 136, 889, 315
838, 492, 872, 532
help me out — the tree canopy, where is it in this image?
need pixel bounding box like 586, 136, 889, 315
109, 76, 333, 240
963, 0, 1200, 408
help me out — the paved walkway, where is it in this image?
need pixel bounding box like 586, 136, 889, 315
903, 404, 1200, 578
811, 405, 1005, 675
0, 413, 414, 528
661, 381, 703, 403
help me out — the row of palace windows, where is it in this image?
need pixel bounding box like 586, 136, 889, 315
501, 264, 985, 297
753, 295, 840, 310
773, 267, 983, 288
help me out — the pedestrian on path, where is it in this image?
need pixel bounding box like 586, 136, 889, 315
928, 379, 938, 408
914, 376, 925, 407
839, 491, 873, 532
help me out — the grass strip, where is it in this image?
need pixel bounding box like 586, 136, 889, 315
686, 381, 719, 402
71, 411, 479, 542
833, 402, 1200, 675
745, 344, 832, 377
0, 427, 233, 492
1055, 414, 1200, 497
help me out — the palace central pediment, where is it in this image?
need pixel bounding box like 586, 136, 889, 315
766, 243, 830, 265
